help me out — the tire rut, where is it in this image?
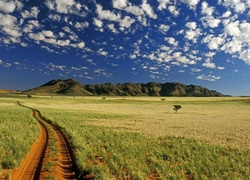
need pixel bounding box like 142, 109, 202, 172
11, 103, 79, 180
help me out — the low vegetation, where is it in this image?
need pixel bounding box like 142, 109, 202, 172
1, 96, 249, 179
34, 96, 249, 179
0, 99, 40, 175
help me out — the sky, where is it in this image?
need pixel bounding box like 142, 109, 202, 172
0, 0, 250, 96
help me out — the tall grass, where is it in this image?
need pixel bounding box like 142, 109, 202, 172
1, 96, 250, 179
39, 108, 250, 179
0, 102, 40, 173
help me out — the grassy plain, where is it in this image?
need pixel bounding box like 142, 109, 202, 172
1, 95, 250, 179
0, 97, 40, 177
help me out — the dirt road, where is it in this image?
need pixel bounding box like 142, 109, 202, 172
11, 103, 79, 179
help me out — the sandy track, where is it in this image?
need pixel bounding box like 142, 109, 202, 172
11, 103, 79, 179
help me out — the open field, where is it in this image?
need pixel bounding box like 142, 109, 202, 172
20, 96, 250, 149
0, 95, 250, 179
0, 99, 40, 178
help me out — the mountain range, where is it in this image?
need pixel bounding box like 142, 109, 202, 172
23, 78, 226, 97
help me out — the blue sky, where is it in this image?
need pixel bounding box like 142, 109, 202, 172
0, 0, 250, 95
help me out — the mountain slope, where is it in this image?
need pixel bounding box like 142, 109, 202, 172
23, 78, 226, 97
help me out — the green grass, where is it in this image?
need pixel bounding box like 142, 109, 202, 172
39, 108, 250, 179
0, 101, 40, 170
1, 96, 250, 179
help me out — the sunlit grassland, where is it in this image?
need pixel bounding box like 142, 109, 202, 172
0, 98, 40, 176
22, 96, 250, 149
14, 95, 250, 179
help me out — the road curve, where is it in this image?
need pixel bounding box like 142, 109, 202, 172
11, 103, 79, 180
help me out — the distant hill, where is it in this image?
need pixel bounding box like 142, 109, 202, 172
23, 78, 226, 97
0, 89, 19, 93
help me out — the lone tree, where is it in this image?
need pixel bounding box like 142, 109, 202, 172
173, 105, 182, 113
27, 94, 32, 99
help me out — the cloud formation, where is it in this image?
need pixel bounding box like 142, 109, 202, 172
0, 0, 249, 83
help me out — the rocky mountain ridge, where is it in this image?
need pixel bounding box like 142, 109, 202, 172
23, 78, 226, 97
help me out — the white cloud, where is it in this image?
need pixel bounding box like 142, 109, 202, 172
2, 26, 21, 37
160, 45, 171, 51
29, 20, 40, 28
142, 0, 157, 19
113, 1, 144, 16
168, 5, 180, 17
207, 18, 221, 28
221, 39, 242, 53
21, 7, 39, 19
172, 51, 196, 65
56, 39, 70, 46
186, 22, 197, 29
45, 62, 66, 71
107, 24, 119, 33
208, 36, 224, 49
42, 30, 55, 38
201, 1, 214, 16
217, 66, 225, 70
203, 35, 225, 50
185, 29, 202, 43
0, 0, 16, 13
28, 30, 86, 50
74, 22, 89, 30
202, 16, 221, 28
130, 54, 136, 59
15, 0, 23, 10
137, 16, 148, 26
219, 0, 249, 13
112, 0, 127, 9
96, 4, 136, 30
181, 0, 200, 9
4, 62, 12, 67
222, 10, 231, 18
28, 32, 45, 41
55, 0, 76, 13
191, 68, 202, 72
0, 13, 21, 39
94, 68, 112, 78
93, 18, 103, 28
157, 0, 170, 10
165, 37, 178, 46
119, 16, 135, 28
202, 59, 216, 68
48, 14, 61, 21
205, 51, 216, 57
46, 0, 55, 10
123, 5, 144, 17
196, 74, 220, 81
98, 48, 108, 56
71, 42, 85, 49
221, 21, 250, 64
113, 0, 157, 27
224, 21, 241, 36
239, 49, 250, 64
159, 24, 170, 34
0, 14, 17, 28
46, 0, 84, 15
96, 4, 121, 22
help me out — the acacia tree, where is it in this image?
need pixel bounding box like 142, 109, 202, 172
27, 94, 32, 99
173, 105, 182, 113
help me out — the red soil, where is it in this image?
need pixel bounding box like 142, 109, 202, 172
10, 104, 79, 179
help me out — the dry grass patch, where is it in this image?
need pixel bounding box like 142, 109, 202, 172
1, 96, 249, 179
0, 99, 40, 177
17, 96, 250, 149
